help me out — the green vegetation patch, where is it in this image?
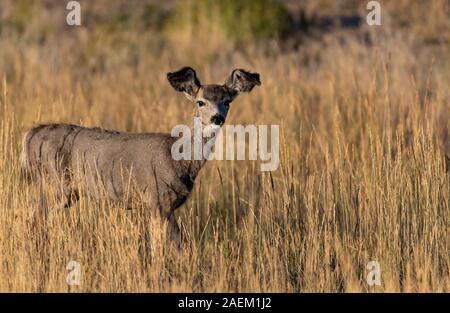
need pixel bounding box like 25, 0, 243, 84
167, 0, 293, 43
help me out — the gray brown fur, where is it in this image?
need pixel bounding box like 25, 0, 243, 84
21, 67, 261, 244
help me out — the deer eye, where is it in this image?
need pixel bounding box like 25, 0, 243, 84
197, 101, 206, 107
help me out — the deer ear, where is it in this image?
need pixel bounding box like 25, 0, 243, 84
167, 67, 201, 100
225, 69, 261, 94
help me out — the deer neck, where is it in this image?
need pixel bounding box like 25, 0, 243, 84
178, 120, 220, 183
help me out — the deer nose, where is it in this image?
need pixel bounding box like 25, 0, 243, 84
211, 115, 225, 126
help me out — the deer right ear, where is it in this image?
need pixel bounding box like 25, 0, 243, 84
225, 69, 261, 94
167, 67, 201, 101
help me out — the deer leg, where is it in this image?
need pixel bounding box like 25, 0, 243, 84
167, 212, 182, 248
36, 178, 50, 212
32, 179, 49, 239
51, 178, 79, 211
55, 189, 79, 211
54, 149, 81, 210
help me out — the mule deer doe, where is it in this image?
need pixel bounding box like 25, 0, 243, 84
21, 67, 261, 245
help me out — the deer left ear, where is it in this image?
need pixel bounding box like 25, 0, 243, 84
167, 67, 201, 101
225, 69, 261, 94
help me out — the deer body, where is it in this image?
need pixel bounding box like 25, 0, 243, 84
21, 67, 261, 244
22, 124, 198, 211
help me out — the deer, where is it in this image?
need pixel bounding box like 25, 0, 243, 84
20, 67, 261, 245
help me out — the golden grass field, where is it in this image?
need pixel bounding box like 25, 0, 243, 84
0, 0, 448, 292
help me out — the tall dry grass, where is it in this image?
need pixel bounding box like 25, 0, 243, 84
0, 0, 448, 292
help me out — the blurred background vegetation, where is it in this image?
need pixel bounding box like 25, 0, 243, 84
2, 0, 449, 41
1, 0, 449, 59
1, 0, 449, 76
0, 0, 448, 292
0, 0, 448, 97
